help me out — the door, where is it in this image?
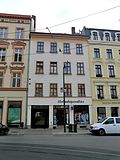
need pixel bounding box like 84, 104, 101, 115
103, 118, 117, 134
115, 117, 120, 133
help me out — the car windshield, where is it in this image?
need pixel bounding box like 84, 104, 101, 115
97, 117, 107, 123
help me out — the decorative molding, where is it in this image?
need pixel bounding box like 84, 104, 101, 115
0, 88, 27, 91
0, 64, 7, 73
11, 41, 26, 49
0, 41, 10, 48
9, 64, 25, 73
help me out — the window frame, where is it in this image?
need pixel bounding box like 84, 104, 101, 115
36, 42, 44, 53
50, 42, 57, 53
0, 27, 7, 39
78, 84, 85, 97
0, 48, 6, 62
16, 28, 24, 39
64, 83, 72, 97
97, 85, 104, 99
50, 62, 57, 74
35, 83, 43, 97
12, 73, 21, 88
77, 62, 85, 75
50, 83, 57, 97
14, 48, 22, 62
76, 44, 83, 54
36, 61, 44, 74
63, 43, 70, 54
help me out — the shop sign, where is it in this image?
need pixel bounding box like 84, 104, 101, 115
102, 101, 120, 105
57, 100, 84, 104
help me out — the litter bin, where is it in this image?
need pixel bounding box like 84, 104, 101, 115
74, 124, 77, 133
69, 124, 73, 132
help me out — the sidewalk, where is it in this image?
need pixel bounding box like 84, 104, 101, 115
9, 126, 90, 136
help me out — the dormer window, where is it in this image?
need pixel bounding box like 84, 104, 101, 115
105, 33, 110, 41
115, 33, 120, 41
93, 32, 98, 40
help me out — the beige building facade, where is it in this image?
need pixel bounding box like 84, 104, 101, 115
0, 13, 35, 127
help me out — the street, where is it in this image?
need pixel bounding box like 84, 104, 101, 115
0, 134, 120, 159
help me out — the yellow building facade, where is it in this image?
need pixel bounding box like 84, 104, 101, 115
82, 27, 120, 123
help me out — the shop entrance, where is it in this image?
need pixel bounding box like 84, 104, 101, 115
31, 106, 49, 128
53, 106, 69, 126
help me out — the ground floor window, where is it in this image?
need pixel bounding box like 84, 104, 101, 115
0, 101, 3, 122
111, 107, 118, 117
74, 105, 89, 126
97, 107, 106, 121
7, 101, 21, 125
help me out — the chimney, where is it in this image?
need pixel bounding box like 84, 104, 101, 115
71, 27, 75, 34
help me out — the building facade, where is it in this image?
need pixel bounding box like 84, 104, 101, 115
28, 29, 92, 128
0, 13, 35, 127
82, 27, 120, 123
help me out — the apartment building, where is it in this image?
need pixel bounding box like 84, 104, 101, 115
0, 13, 36, 127
28, 28, 92, 128
82, 27, 120, 123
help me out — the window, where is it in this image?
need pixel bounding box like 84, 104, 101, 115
63, 43, 70, 53
78, 84, 85, 97
36, 61, 44, 74
35, 83, 43, 97
116, 34, 120, 41
95, 65, 102, 77
50, 83, 57, 97
12, 73, 21, 87
94, 48, 100, 59
16, 28, 24, 39
105, 33, 110, 41
0, 48, 6, 61
0, 72, 3, 87
76, 44, 83, 54
97, 107, 106, 120
116, 118, 120, 123
50, 42, 57, 53
97, 85, 104, 99
0, 28, 7, 38
104, 118, 114, 124
37, 42, 44, 53
106, 49, 113, 59
8, 101, 21, 125
14, 48, 22, 62
110, 85, 117, 99
50, 62, 57, 74
118, 50, 120, 59
108, 65, 115, 77
77, 62, 84, 75
65, 83, 72, 97
64, 62, 71, 74
93, 32, 98, 40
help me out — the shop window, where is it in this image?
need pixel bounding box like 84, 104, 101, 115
0, 101, 3, 122
97, 107, 106, 121
7, 101, 21, 125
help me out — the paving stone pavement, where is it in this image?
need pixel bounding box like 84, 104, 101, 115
8, 126, 90, 135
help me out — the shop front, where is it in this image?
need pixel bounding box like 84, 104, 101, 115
0, 101, 3, 122
92, 100, 120, 123
31, 105, 49, 128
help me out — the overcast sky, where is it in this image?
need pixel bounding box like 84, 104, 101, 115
0, 0, 120, 33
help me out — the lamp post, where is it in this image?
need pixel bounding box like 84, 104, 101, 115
63, 64, 66, 132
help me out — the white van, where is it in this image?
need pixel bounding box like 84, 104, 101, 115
89, 117, 120, 136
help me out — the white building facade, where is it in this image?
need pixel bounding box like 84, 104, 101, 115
28, 29, 92, 128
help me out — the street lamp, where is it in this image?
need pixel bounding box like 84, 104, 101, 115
63, 63, 66, 132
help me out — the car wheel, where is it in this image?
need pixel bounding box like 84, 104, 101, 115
99, 129, 105, 136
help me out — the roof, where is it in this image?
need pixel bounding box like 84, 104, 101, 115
0, 13, 32, 19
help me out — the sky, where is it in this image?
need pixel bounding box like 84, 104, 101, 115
0, 0, 120, 34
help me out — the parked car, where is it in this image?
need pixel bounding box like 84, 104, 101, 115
0, 123, 9, 135
89, 117, 120, 136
